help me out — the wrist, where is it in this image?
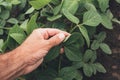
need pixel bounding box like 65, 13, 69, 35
0, 47, 26, 79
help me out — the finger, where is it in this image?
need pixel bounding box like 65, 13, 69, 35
60, 48, 64, 54
23, 58, 44, 75
36, 28, 70, 39
47, 33, 65, 48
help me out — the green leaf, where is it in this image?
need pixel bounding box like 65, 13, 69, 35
83, 49, 94, 62
25, 7, 35, 14
72, 61, 84, 69
100, 43, 112, 54
79, 26, 90, 47
0, 27, 3, 35
116, 0, 120, 3
83, 10, 102, 26
45, 46, 60, 62
84, 3, 97, 11
64, 46, 82, 61
20, 19, 29, 31
0, 10, 10, 20
9, 25, 25, 34
59, 67, 82, 80
54, 78, 63, 80
18, 0, 27, 9
10, 33, 26, 44
83, 63, 93, 77
62, 9, 79, 24
6, 0, 21, 5
47, 14, 62, 21
94, 63, 106, 73
97, 0, 109, 12
91, 40, 100, 50
100, 13, 113, 29
62, 0, 80, 14
0, 39, 4, 52
90, 64, 97, 75
64, 32, 82, 45
29, 0, 51, 10
27, 13, 38, 35
53, 0, 63, 15
96, 32, 106, 42
7, 18, 19, 24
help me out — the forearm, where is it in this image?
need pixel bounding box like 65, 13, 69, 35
0, 47, 26, 80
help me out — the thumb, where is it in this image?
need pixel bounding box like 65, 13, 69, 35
47, 33, 65, 48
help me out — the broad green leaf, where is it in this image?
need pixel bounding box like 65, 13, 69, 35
45, 46, 60, 62
10, 33, 26, 44
97, 0, 109, 12
9, 25, 25, 34
0, 10, 10, 20
84, 3, 96, 11
29, 0, 51, 10
90, 51, 97, 63
79, 26, 90, 47
62, 0, 80, 14
6, 0, 21, 5
53, 0, 63, 15
59, 67, 82, 80
83, 10, 102, 26
64, 46, 82, 61
0, 29, 3, 35
83, 49, 94, 62
25, 7, 35, 14
83, 63, 93, 77
90, 64, 97, 75
27, 13, 38, 35
106, 10, 113, 20
19, 0, 27, 9
64, 32, 82, 45
47, 14, 62, 21
91, 40, 100, 50
94, 63, 106, 73
100, 13, 113, 29
36, 68, 57, 80
96, 32, 106, 42
62, 9, 79, 24
100, 43, 112, 54
116, 0, 120, 3
72, 61, 84, 69
20, 19, 29, 31
7, 18, 18, 24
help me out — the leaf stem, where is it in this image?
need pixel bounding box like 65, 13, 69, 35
48, 4, 54, 10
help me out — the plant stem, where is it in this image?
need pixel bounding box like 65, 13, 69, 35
70, 26, 77, 33
58, 55, 62, 73
0, 27, 11, 30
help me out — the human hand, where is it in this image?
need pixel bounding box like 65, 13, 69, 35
18, 28, 69, 75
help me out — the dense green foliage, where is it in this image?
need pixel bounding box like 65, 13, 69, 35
0, 0, 120, 80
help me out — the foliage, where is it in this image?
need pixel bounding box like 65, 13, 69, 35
0, 0, 120, 80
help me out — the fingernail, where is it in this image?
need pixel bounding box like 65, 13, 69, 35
58, 33, 65, 41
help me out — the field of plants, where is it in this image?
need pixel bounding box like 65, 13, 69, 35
0, 0, 120, 80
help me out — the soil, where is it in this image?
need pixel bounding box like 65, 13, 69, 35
84, 0, 120, 80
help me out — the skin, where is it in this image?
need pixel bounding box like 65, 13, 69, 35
0, 28, 69, 80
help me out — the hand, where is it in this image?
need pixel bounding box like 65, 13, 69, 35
19, 28, 69, 75
0, 28, 69, 80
